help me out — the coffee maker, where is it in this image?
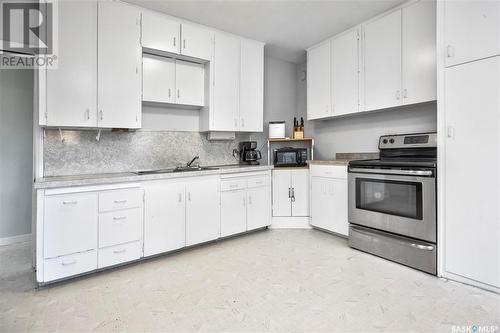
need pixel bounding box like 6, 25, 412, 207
238, 141, 262, 165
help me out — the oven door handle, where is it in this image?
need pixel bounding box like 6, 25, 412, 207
348, 168, 434, 176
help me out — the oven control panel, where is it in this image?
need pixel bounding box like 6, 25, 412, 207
379, 133, 437, 149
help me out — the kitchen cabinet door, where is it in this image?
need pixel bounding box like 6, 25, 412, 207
444, 1, 500, 67
272, 170, 291, 217
444, 57, 500, 288
311, 177, 333, 231
142, 10, 180, 54
402, 0, 436, 105
144, 181, 185, 257
332, 28, 360, 116
330, 179, 348, 236
220, 190, 247, 237
212, 33, 240, 131
185, 177, 220, 246
247, 185, 271, 230
175, 60, 204, 107
142, 54, 176, 104
45, 0, 97, 127
290, 169, 309, 217
239, 39, 264, 132
307, 41, 332, 120
363, 9, 402, 111
98, 1, 142, 129
44, 193, 98, 259
180, 23, 213, 61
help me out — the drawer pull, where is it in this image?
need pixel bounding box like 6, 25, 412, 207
62, 200, 78, 205
113, 249, 127, 254
61, 260, 77, 266
113, 216, 127, 221
114, 199, 127, 204
229, 184, 239, 188
255, 181, 262, 184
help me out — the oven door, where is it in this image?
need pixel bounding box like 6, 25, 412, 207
348, 168, 436, 243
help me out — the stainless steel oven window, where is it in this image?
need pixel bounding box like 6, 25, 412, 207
355, 178, 423, 220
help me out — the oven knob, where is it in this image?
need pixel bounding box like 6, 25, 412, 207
389, 138, 395, 144
382, 139, 388, 144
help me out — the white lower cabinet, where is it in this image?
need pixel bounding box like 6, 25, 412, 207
220, 173, 271, 237
310, 165, 348, 236
44, 250, 97, 283
272, 169, 309, 217
144, 181, 186, 257
185, 177, 221, 246
98, 241, 142, 269
98, 208, 142, 248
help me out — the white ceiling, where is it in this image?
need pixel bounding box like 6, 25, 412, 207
126, 0, 406, 64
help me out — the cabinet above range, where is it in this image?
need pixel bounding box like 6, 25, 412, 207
307, 0, 436, 121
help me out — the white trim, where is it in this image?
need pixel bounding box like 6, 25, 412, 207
270, 216, 312, 229
0, 233, 32, 247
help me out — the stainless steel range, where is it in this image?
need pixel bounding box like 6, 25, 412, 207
348, 132, 437, 275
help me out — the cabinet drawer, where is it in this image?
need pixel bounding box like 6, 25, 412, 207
220, 179, 247, 191
43, 250, 97, 282
98, 241, 142, 269
44, 192, 98, 259
310, 165, 347, 179
247, 176, 270, 188
99, 189, 143, 212
99, 208, 142, 248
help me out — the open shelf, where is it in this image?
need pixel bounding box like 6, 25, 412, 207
268, 137, 314, 142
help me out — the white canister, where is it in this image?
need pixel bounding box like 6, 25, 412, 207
269, 121, 286, 139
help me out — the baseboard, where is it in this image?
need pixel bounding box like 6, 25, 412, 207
0, 233, 32, 247
270, 216, 312, 229
442, 271, 500, 294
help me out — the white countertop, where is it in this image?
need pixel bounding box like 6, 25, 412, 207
34, 164, 273, 189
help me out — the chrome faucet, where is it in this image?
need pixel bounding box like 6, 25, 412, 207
187, 155, 199, 168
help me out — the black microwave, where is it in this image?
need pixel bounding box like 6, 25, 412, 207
274, 147, 308, 167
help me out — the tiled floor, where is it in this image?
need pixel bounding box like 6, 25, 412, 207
0, 229, 499, 332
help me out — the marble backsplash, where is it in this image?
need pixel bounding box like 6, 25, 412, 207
43, 129, 261, 177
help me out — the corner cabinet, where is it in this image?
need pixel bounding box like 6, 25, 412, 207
272, 169, 309, 217
306, 0, 436, 120
40, 0, 142, 129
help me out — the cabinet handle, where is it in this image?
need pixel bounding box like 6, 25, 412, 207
113, 216, 127, 221
248, 195, 252, 205
291, 188, 296, 202
234, 118, 238, 128
325, 105, 329, 113
177, 89, 180, 99
447, 126, 455, 139
241, 118, 245, 128
62, 200, 77, 205
188, 192, 191, 201
99, 110, 103, 121
168, 88, 171, 98
446, 45, 455, 58
113, 248, 127, 254
183, 39, 186, 49
86, 109, 90, 120
395, 90, 401, 100
61, 260, 77, 266
402, 89, 407, 99
288, 188, 291, 198
114, 199, 127, 204
173, 37, 176, 47
178, 193, 182, 203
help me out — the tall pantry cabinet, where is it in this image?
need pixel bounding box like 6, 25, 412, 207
440, 1, 500, 292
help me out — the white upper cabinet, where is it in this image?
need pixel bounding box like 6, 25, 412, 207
332, 28, 360, 116
175, 60, 204, 107
180, 23, 214, 61
307, 41, 332, 120
239, 39, 264, 132
142, 54, 176, 104
212, 32, 240, 131
98, 1, 142, 129
141, 10, 180, 54
45, 0, 97, 127
444, 1, 500, 67
363, 9, 402, 112
402, 0, 436, 105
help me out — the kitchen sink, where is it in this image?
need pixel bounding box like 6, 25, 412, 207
134, 166, 218, 175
